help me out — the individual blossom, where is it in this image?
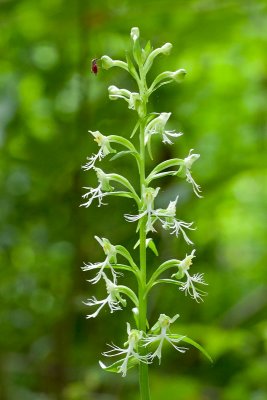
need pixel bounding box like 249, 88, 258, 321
145, 113, 182, 148
125, 192, 194, 243
179, 149, 202, 197
101, 322, 149, 377
82, 131, 115, 171
140, 196, 195, 244
82, 236, 120, 284
171, 250, 207, 302
124, 186, 160, 232
84, 273, 126, 318
156, 196, 195, 244
143, 314, 187, 364
81, 167, 114, 208
108, 85, 141, 112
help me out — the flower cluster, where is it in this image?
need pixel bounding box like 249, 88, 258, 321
125, 192, 194, 244
81, 27, 210, 386
100, 314, 189, 376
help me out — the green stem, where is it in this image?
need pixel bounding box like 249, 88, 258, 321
138, 72, 151, 399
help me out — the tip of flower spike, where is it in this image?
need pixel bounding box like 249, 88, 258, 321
131, 27, 140, 41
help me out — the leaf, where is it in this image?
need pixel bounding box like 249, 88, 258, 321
110, 150, 134, 161
142, 41, 152, 63
130, 120, 140, 138
116, 245, 136, 266
133, 39, 142, 66
147, 238, 159, 256
99, 356, 138, 374
132, 307, 139, 327
147, 139, 154, 160
133, 239, 140, 250
133, 238, 158, 256
125, 52, 138, 78
169, 334, 213, 362
144, 40, 152, 57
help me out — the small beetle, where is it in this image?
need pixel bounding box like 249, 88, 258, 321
91, 58, 99, 75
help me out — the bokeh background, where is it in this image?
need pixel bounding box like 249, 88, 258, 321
1, 0, 267, 399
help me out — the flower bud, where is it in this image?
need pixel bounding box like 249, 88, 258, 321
160, 42, 173, 55
101, 56, 129, 72
131, 27, 140, 41
108, 85, 120, 97
101, 55, 115, 69
171, 68, 187, 83
108, 85, 131, 101
144, 43, 173, 73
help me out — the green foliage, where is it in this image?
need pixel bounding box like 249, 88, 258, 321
1, 0, 267, 399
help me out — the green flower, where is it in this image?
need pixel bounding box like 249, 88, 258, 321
101, 322, 150, 377
145, 113, 182, 151
143, 314, 187, 364
83, 130, 115, 171
81, 168, 114, 208
84, 274, 126, 318
171, 250, 207, 302
82, 236, 119, 284
179, 149, 202, 197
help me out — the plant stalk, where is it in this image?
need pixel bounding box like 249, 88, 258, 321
138, 89, 151, 398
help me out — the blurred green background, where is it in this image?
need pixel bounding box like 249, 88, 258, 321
1, 0, 267, 399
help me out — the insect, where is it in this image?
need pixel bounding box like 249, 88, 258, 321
91, 58, 99, 75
